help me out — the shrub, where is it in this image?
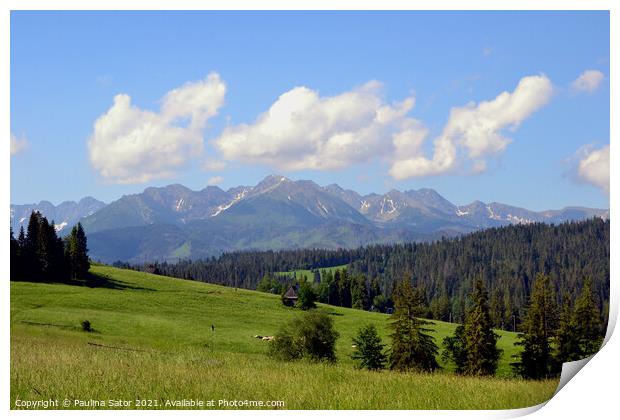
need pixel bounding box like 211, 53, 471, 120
297, 281, 317, 310
269, 310, 339, 362
81, 320, 93, 332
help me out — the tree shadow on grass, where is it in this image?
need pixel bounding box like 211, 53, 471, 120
11, 272, 155, 291
81, 272, 155, 291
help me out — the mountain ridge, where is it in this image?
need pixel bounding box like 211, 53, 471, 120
11, 175, 609, 262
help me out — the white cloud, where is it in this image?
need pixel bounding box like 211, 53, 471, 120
211, 75, 553, 180
207, 176, 224, 186
10, 133, 28, 155
202, 158, 227, 172
213, 81, 420, 171
575, 144, 610, 194
88, 72, 226, 184
389, 74, 554, 179
571, 70, 604, 93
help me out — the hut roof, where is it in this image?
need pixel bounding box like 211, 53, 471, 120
283, 285, 298, 299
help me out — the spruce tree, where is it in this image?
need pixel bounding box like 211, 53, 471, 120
74, 223, 90, 278
441, 325, 467, 374
351, 324, 387, 370
10, 228, 21, 280
24, 211, 42, 280
512, 273, 558, 379
574, 278, 602, 357
66, 222, 90, 280
351, 274, 369, 310
463, 278, 502, 376
490, 288, 505, 329
553, 293, 581, 367
389, 278, 439, 372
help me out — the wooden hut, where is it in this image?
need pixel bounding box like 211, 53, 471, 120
282, 285, 298, 306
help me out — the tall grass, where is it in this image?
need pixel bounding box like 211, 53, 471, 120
10, 265, 558, 409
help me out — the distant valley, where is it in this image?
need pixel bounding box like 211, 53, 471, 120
10, 175, 609, 263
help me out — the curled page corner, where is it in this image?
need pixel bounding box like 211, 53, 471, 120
554, 355, 594, 395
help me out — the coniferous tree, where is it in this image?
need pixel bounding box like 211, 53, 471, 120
553, 293, 581, 367
574, 278, 602, 357
512, 273, 558, 379
351, 324, 387, 370
462, 278, 502, 376
389, 277, 439, 372
441, 325, 467, 374
65, 222, 90, 280
351, 274, 369, 310
10, 228, 21, 279
24, 211, 42, 279
490, 288, 506, 329
337, 269, 352, 308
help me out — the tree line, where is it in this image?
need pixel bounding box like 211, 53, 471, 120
269, 272, 604, 380
10, 211, 90, 282
126, 218, 609, 331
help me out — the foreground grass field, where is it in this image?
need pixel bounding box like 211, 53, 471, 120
10, 265, 559, 409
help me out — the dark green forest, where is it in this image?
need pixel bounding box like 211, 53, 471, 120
121, 218, 609, 331
10, 211, 90, 282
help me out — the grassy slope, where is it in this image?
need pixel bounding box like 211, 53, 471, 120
10, 265, 558, 410
275, 264, 348, 280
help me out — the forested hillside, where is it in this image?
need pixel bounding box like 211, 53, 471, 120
123, 218, 609, 329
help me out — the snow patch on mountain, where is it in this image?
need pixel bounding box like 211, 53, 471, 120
211, 188, 251, 217
506, 214, 535, 225
54, 221, 68, 232
486, 205, 502, 220
380, 197, 397, 215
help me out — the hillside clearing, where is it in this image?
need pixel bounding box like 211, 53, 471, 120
10, 265, 559, 409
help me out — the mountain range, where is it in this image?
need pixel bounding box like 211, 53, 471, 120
10, 175, 609, 263
10, 197, 106, 233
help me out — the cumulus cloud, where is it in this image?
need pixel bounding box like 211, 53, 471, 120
207, 175, 224, 186
574, 144, 610, 194
390, 74, 554, 179
572, 70, 604, 93
211, 75, 553, 180
10, 133, 28, 155
213, 81, 420, 171
88, 73, 226, 184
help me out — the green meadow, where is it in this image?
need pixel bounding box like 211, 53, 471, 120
10, 264, 558, 409
275, 264, 348, 280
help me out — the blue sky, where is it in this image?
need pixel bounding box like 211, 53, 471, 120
10, 11, 610, 210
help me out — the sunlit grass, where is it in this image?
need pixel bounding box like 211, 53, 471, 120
10, 265, 558, 409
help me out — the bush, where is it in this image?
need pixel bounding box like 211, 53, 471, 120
269, 311, 339, 362
297, 282, 317, 310
81, 320, 93, 332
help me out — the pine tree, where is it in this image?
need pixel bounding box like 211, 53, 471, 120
441, 325, 467, 374
389, 277, 439, 372
490, 288, 505, 329
351, 324, 387, 370
74, 222, 90, 278
24, 211, 42, 280
66, 222, 90, 280
351, 274, 369, 310
463, 278, 502, 376
10, 227, 21, 279
512, 273, 558, 379
574, 278, 602, 357
553, 293, 581, 366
